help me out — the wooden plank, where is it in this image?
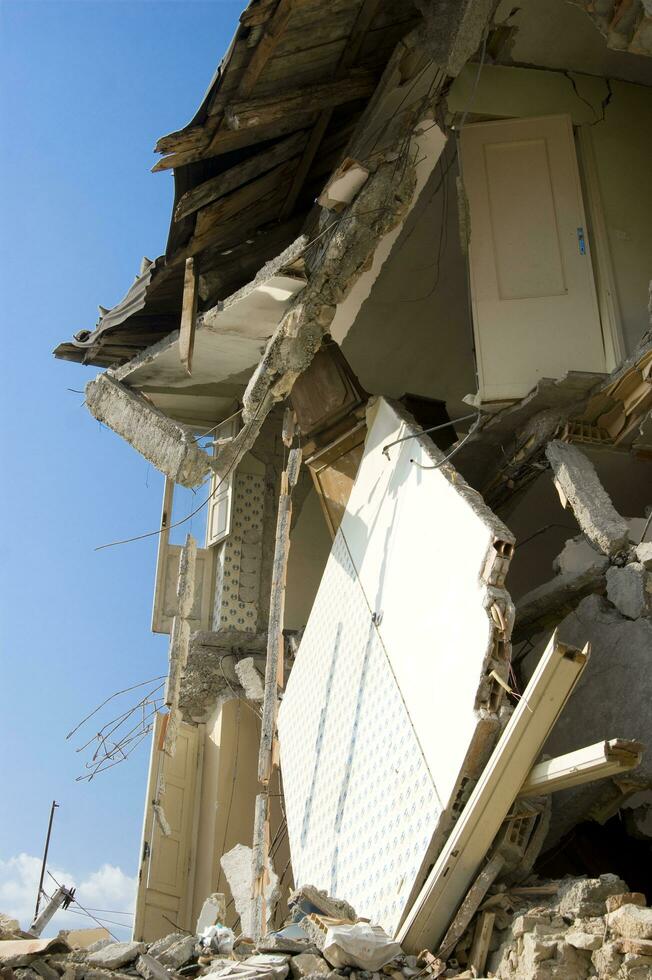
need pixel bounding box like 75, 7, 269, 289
437, 855, 504, 962
258, 442, 302, 785
468, 911, 496, 976
224, 70, 377, 130
179, 257, 198, 375
175, 131, 307, 221
189, 183, 292, 257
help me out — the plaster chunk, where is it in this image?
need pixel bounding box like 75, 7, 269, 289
220, 843, 279, 940
196, 893, 227, 934
545, 441, 630, 557
607, 905, 652, 940
606, 563, 648, 619
234, 657, 265, 701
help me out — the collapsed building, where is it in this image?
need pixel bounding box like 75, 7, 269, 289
48, 0, 652, 975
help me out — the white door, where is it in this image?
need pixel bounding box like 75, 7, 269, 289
460, 114, 605, 401
133, 717, 200, 941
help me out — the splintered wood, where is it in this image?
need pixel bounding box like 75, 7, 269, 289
252, 408, 301, 940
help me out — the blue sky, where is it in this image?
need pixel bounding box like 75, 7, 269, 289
0, 0, 242, 936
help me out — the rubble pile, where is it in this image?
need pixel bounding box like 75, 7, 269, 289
470, 875, 652, 979
2, 877, 652, 980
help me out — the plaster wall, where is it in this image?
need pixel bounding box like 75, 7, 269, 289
449, 64, 652, 356
334, 140, 476, 422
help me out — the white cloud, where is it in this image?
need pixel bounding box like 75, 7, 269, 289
0, 853, 137, 939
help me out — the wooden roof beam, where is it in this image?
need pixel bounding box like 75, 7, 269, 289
281, 0, 382, 218
224, 70, 377, 130
174, 130, 307, 221
237, 0, 299, 99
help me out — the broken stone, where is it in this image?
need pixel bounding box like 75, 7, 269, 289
621, 951, 652, 979
634, 541, 652, 568
84, 970, 138, 980
158, 936, 196, 969
135, 955, 171, 980
196, 893, 227, 934
290, 954, 330, 979
545, 440, 631, 557
607, 904, 652, 940
558, 874, 629, 918
565, 930, 602, 951
606, 563, 648, 619
146, 935, 186, 962
592, 940, 624, 977
617, 937, 652, 956
86, 944, 147, 971
606, 893, 647, 913
32, 961, 62, 980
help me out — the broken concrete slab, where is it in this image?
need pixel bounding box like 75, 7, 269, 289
144, 935, 186, 962
553, 535, 604, 576
545, 440, 631, 557
85, 374, 211, 488
86, 943, 147, 970
606, 562, 648, 619
157, 936, 196, 969
135, 954, 171, 980
220, 843, 279, 940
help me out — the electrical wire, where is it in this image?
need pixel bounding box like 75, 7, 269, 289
47, 871, 120, 941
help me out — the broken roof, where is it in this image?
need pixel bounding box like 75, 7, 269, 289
53, 0, 419, 369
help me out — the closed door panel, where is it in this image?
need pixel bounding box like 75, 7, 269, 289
461, 114, 605, 401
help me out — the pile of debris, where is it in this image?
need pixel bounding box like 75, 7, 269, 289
2, 878, 652, 980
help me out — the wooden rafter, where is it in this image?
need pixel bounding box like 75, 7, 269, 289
281, 0, 381, 217
224, 71, 377, 130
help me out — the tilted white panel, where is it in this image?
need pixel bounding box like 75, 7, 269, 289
279, 398, 514, 932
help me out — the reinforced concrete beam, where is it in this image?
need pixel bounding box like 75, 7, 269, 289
513, 554, 609, 643
85, 373, 211, 488
545, 440, 631, 557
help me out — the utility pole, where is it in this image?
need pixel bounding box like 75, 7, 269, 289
34, 800, 59, 921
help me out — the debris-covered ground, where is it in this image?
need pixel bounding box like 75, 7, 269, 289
2, 877, 652, 980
